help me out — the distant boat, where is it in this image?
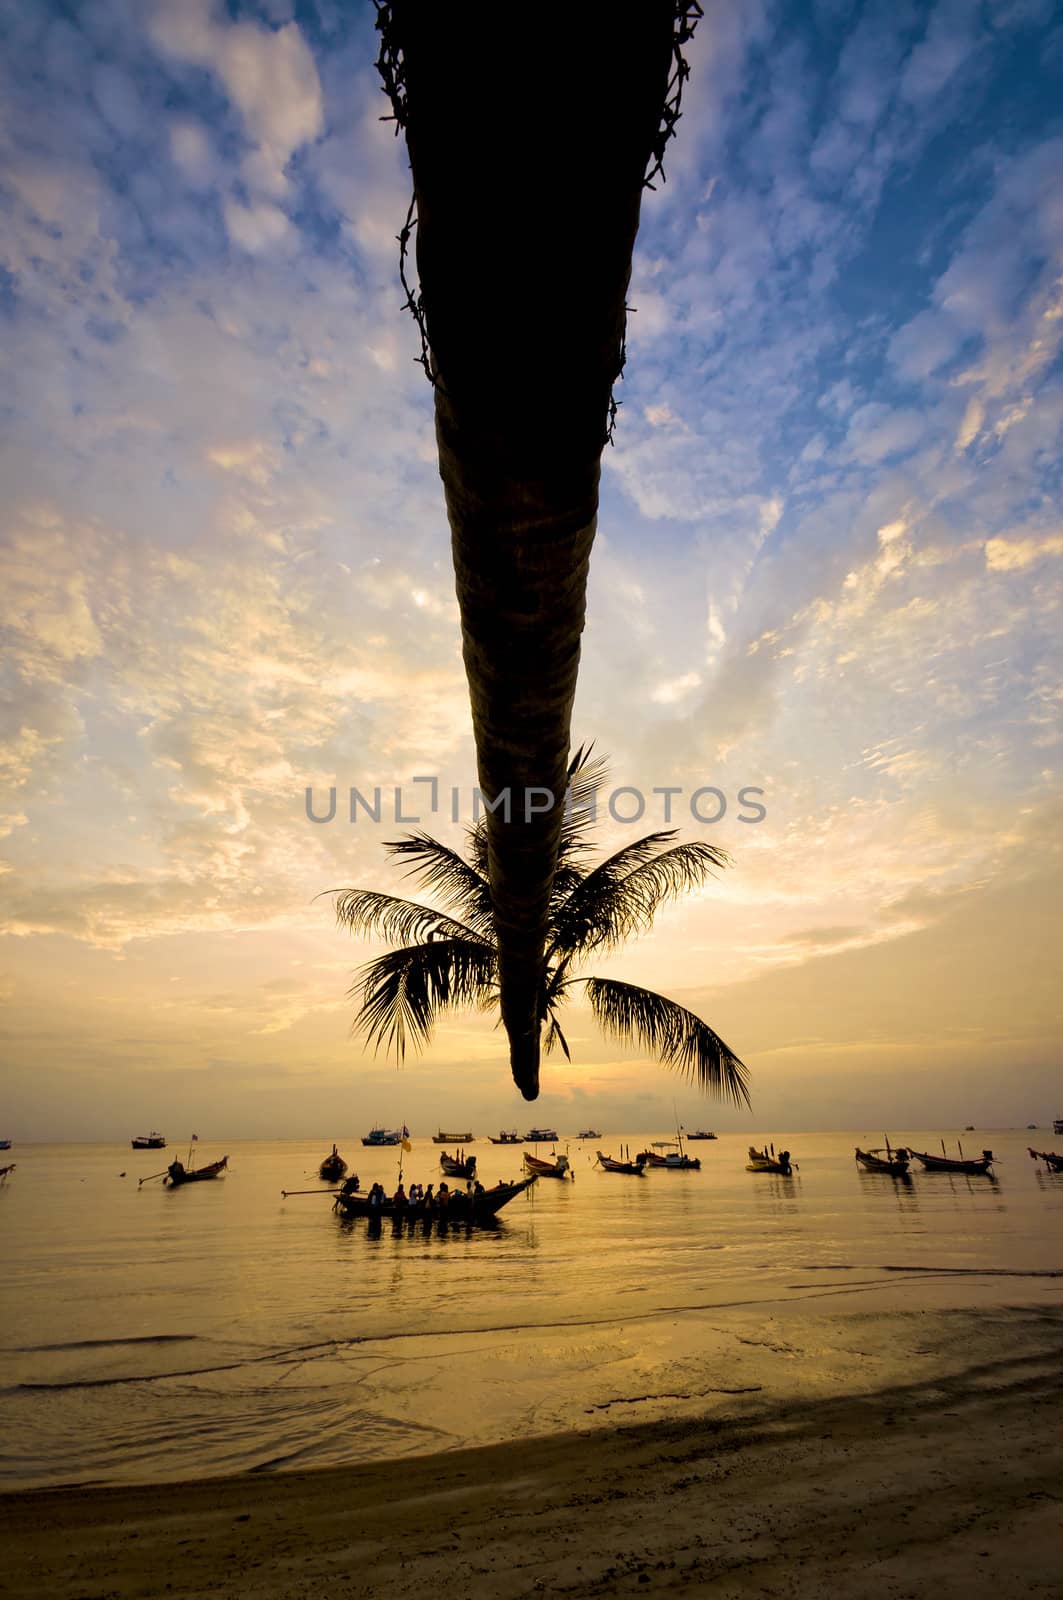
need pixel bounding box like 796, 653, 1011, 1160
432, 1130, 473, 1143
686, 1130, 717, 1140
361, 1127, 402, 1146
523, 1151, 570, 1180
1028, 1147, 1063, 1173
0, 1138, 11, 1151
577, 1128, 601, 1139
319, 1146, 348, 1182
489, 1130, 522, 1144
439, 1149, 477, 1179
1054, 1119, 1063, 1136
909, 1147, 994, 1176
746, 1144, 792, 1175
639, 1125, 700, 1170
523, 1127, 558, 1142
855, 1144, 910, 1177
164, 1154, 228, 1186
131, 1132, 166, 1150
596, 1149, 646, 1175
964, 1124, 975, 1131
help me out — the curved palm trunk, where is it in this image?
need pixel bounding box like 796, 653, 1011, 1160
388, 3, 678, 1097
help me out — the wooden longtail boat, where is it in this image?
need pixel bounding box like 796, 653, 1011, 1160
596, 1150, 646, 1175
523, 1151, 571, 1179
909, 1148, 994, 1175
0, 1162, 14, 1180
319, 1147, 348, 1182
746, 1145, 792, 1175
439, 1149, 477, 1178
433, 1130, 473, 1143
855, 1144, 910, 1175
335, 1176, 536, 1223
164, 1155, 228, 1186
1029, 1148, 1063, 1172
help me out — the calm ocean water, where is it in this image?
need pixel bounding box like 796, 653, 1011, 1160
2, 1129, 1061, 1490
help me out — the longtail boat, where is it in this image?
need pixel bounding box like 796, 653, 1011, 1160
439, 1149, 477, 1178
0, 1162, 14, 1180
523, 1151, 570, 1179
319, 1147, 348, 1181
596, 1149, 646, 1175
909, 1147, 994, 1175
433, 1130, 473, 1143
746, 1145, 792, 1175
855, 1143, 910, 1176
1029, 1148, 1063, 1173
164, 1155, 228, 1186
335, 1176, 536, 1223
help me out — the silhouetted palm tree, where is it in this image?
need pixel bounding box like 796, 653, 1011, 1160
329, 751, 748, 1106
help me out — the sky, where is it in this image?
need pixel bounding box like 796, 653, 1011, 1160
1, 0, 1062, 1140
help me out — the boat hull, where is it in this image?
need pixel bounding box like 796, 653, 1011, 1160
319, 1157, 348, 1181
523, 1153, 570, 1179
910, 1149, 994, 1175
855, 1147, 910, 1176
596, 1151, 645, 1174
164, 1156, 228, 1186
439, 1152, 477, 1178
131, 1136, 166, 1149
1029, 1148, 1063, 1172
433, 1132, 473, 1143
334, 1176, 536, 1223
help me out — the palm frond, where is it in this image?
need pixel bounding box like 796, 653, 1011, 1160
556, 744, 611, 867
327, 889, 485, 949
353, 938, 497, 1060
384, 832, 495, 936
543, 1010, 572, 1061
583, 976, 750, 1107
550, 832, 726, 958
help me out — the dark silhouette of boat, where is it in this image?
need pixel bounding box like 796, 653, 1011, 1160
1029, 1147, 1063, 1173
523, 1127, 559, 1142
131, 1132, 166, 1149
164, 1155, 228, 1186
746, 1144, 792, 1175
855, 1143, 910, 1176
439, 1149, 477, 1178
334, 1176, 535, 1223
433, 1130, 474, 1143
490, 1130, 521, 1144
686, 1130, 718, 1140
0, 1163, 14, 1181
361, 1127, 403, 1146
319, 1146, 348, 1181
910, 1147, 994, 1175
523, 1151, 571, 1179
596, 1149, 646, 1174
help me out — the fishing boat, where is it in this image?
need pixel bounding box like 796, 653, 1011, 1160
489, 1130, 521, 1144
1054, 1119, 1063, 1136
164, 1154, 228, 1186
0, 1162, 14, 1180
639, 1146, 701, 1170
686, 1130, 718, 1140
439, 1149, 477, 1179
855, 1142, 910, 1176
0, 1139, 11, 1151
577, 1128, 602, 1139
746, 1145, 792, 1175
131, 1132, 166, 1150
319, 1146, 348, 1181
523, 1127, 559, 1142
1029, 1148, 1063, 1173
361, 1127, 403, 1146
335, 1176, 536, 1223
433, 1129, 473, 1143
523, 1150, 571, 1179
596, 1149, 646, 1175
909, 1146, 994, 1175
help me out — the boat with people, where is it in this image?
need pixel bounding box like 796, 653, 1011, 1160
909, 1146, 994, 1175
489, 1130, 521, 1144
164, 1154, 228, 1186
335, 1175, 536, 1224
1028, 1147, 1063, 1173
855, 1143, 910, 1176
596, 1149, 646, 1175
439, 1149, 477, 1179
319, 1146, 348, 1182
361, 1127, 403, 1146
523, 1127, 559, 1142
523, 1151, 571, 1179
131, 1132, 166, 1149
685, 1130, 718, 1140
433, 1130, 473, 1143
746, 1145, 792, 1175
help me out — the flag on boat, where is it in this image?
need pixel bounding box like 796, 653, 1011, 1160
401, 1123, 411, 1152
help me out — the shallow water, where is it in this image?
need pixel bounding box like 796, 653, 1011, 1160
2, 1129, 1061, 1488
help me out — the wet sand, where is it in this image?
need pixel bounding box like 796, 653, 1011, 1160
4, 1312, 1062, 1600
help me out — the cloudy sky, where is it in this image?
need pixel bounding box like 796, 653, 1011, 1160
2, 0, 1061, 1140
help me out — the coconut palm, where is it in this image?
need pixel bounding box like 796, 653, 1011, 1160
329, 751, 749, 1107
375, 3, 700, 1098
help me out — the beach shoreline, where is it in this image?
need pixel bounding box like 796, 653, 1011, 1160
5, 1307, 1062, 1600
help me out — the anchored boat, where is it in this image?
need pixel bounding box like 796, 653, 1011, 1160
164, 1155, 228, 1186
909, 1146, 994, 1176
319, 1146, 348, 1182
523, 1151, 571, 1180
1029, 1147, 1063, 1173
489, 1130, 521, 1144
746, 1144, 792, 1175
596, 1149, 646, 1175
439, 1149, 477, 1179
361, 1127, 403, 1146
335, 1176, 536, 1223
433, 1130, 473, 1143
131, 1132, 166, 1150
855, 1142, 910, 1176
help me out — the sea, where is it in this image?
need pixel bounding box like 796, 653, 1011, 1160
2, 1128, 1061, 1491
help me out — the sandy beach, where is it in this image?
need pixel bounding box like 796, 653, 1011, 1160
5, 1307, 1062, 1600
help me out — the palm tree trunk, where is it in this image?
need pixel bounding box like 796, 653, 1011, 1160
387, 3, 678, 1097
